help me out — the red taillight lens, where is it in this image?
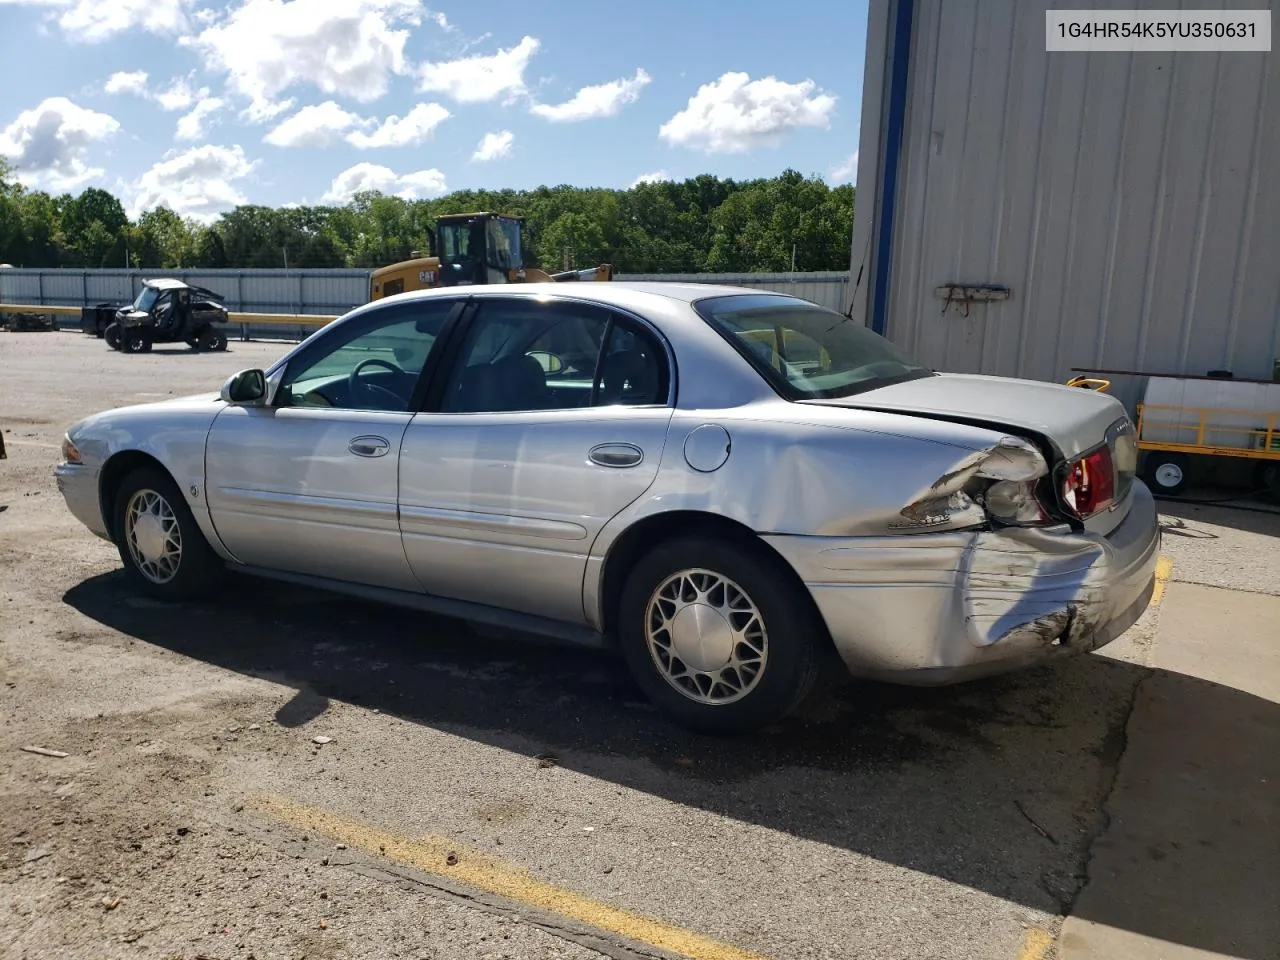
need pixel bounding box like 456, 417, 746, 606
1062, 445, 1116, 518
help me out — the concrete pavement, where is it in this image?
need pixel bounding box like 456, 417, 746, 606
1061, 582, 1280, 960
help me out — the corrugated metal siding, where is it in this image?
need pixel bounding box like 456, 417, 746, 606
883, 0, 1279, 410
617, 271, 851, 312
3, 269, 852, 315
0, 268, 370, 316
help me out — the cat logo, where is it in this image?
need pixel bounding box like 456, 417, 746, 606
418, 270, 436, 285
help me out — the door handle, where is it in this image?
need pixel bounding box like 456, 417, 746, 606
348, 435, 390, 458
588, 442, 644, 468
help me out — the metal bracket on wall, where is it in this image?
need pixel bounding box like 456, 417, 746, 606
935, 284, 1011, 318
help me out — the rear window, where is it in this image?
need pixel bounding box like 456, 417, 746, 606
693, 294, 934, 400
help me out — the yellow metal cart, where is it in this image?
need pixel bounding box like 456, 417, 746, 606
1067, 371, 1280, 499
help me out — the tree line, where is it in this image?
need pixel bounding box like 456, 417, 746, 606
0, 162, 853, 275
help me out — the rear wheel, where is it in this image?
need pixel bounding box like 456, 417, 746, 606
112, 466, 223, 600
198, 327, 228, 351
1259, 462, 1280, 501
1143, 452, 1190, 495
617, 536, 823, 734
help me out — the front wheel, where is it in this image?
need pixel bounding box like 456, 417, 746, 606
617, 536, 824, 734
120, 329, 149, 354
1143, 452, 1191, 495
112, 466, 223, 600
104, 322, 121, 350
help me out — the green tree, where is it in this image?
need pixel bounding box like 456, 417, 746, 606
136, 207, 197, 267
0, 159, 23, 264
193, 227, 228, 268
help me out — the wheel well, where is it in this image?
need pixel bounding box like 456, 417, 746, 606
98, 451, 170, 540
597, 511, 834, 649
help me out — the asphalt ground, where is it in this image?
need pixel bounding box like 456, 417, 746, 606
2, 330, 1276, 960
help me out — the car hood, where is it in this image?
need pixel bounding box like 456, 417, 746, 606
810, 372, 1127, 460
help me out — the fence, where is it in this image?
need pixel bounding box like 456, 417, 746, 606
0, 267, 853, 340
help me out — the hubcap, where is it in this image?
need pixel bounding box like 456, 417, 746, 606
124, 489, 182, 584
1155, 462, 1184, 488
645, 569, 767, 705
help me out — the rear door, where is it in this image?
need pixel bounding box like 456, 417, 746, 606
398, 295, 675, 624
204, 297, 465, 591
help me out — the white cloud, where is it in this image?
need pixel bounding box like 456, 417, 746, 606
155, 76, 207, 112
321, 162, 447, 204
104, 70, 149, 96
264, 101, 450, 149
830, 151, 858, 183
658, 72, 837, 154
416, 35, 539, 103
630, 170, 670, 187
187, 0, 422, 122
263, 101, 365, 148
347, 102, 450, 148
471, 130, 513, 162
530, 68, 650, 123
176, 97, 226, 142
0, 96, 120, 190
2, 0, 193, 41
128, 143, 258, 222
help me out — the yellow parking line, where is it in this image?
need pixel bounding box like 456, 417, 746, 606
1018, 927, 1053, 960
1151, 556, 1174, 606
252, 793, 769, 960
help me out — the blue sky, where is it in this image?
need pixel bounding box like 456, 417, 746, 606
0, 0, 867, 221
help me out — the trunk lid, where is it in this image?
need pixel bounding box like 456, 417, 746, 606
811, 372, 1126, 460
807, 373, 1138, 533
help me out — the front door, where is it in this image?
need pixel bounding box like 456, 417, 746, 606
205, 297, 463, 591
398, 295, 675, 623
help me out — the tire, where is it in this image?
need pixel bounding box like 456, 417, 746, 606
1260, 462, 1280, 501
616, 536, 824, 734
1143, 452, 1190, 496
198, 327, 228, 352
104, 322, 121, 350
120, 330, 148, 354
111, 465, 223, 601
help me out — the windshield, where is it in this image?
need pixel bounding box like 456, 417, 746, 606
694, 294, 934, 400
132, 286, 160, 313
487, 217, 522, 270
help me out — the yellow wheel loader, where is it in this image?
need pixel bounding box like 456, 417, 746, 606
369, 212, 614, 301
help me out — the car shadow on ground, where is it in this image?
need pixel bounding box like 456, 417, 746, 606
63, 571, 1279, 960
1157, 497, 1280, 538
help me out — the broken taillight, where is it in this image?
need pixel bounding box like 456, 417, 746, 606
1062, 445, 1116, 518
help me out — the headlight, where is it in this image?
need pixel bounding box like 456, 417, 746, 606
978, 479, 1048, 525
61, 434, 82, 464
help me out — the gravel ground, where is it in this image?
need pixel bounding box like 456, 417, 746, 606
1, 330, 1272, 960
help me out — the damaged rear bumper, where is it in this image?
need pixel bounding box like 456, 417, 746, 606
764, 481, 1161, 685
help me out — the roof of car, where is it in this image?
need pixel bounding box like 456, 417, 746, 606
142, 277, 193, 290
432, 281, 807, 306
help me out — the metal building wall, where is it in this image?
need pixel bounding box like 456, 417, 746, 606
857, 0, 1279, 410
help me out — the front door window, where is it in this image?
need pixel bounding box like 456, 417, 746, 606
277, 300, 458, 412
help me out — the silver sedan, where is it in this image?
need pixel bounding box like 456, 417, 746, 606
55, 283, 1160, 732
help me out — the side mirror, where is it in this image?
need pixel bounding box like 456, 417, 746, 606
221, 369, 266, 405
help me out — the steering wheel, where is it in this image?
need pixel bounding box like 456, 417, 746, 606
349, 357, 408, 407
